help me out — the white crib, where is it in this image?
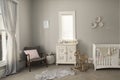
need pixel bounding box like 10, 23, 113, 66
93, 44, 120, 70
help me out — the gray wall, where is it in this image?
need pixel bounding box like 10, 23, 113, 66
19, 0, 32, 69
32, 0, 119, 57
119, 0, 120, 43
19, 0, 32, 50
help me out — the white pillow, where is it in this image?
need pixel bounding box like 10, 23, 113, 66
24, 49, 40, 59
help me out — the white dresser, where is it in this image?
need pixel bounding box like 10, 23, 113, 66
56, 42, 77, 65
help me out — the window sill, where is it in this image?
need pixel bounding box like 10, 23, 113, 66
0, 61, 6, 67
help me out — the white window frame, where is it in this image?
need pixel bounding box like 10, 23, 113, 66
59, 11, 76, 41
0, 20, 7, 67
0, 10, 7, 66
0, 0, 19, 67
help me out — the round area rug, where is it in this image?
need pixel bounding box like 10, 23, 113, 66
35, 68, 75, 80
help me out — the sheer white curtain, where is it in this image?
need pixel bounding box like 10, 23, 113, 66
0, 0, 18, 75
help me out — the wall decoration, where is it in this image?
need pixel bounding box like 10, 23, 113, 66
98, 22, 104, 27
91, 22, 97, 29
91, 16, 104, 29
43, 20, 49, 29
96, 16, 101, 23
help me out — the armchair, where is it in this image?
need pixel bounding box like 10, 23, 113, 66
24, 46, 48, 72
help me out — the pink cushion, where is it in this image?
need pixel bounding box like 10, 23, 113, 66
24, 49, 40, 59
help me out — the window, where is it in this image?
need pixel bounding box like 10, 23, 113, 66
59, 11, 76, 41
0, 7, 7, 63
0, 0, 19, 67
